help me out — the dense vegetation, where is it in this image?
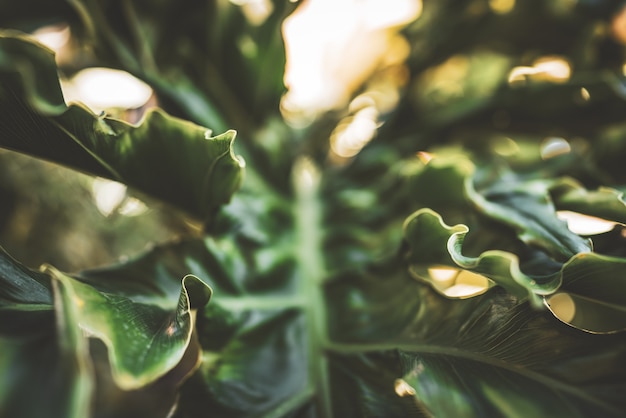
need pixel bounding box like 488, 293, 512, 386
2, 1, 626, 417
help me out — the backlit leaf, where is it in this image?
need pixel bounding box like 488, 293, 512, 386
0, 32, 244, 222
546, 252, 626, 334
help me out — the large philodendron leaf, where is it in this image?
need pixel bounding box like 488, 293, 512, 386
0, 247, 91, 418
326, 268, 626, 417
69, 234, 312, 417
47, 267, 212, 390
6, 222, 624, 418
4, 153, 614, 417
170, 159, 430, 418
0, 244, 213, 417
165, 161, 626, 417
0, 32, 244, 222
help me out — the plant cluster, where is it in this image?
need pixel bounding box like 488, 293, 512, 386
2, 1, 626, 417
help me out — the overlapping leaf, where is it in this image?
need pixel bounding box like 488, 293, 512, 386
326, 268, 626, 417
467, 169, 592, 261
0, 32, 243, 222
546, 253, 626, 333
51, 267, 211, 389
403, 156, 572, 303
550, 178, 626, 225
0, 248, 90, 418
124, 231, 416, 418
0, 245, 212, 416
404, 156, 626, 331
404, 208, 552, 306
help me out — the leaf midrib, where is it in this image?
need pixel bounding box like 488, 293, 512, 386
293, 159, 333, 418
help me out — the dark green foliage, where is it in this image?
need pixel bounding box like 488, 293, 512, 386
2, 1, 626, 417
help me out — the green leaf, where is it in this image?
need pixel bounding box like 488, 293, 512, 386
178, 306, 311, 418
327, 270, 626, 418
550, 178, 626, 225
404, 209, 558, 306
546, 252, 626, 334
69, 0, 295, 128
408, 155, 591, 261
467, 172, 592, 260
0, 243, 212, 418
141, 176, 624, 416
405, 209, 626, 333
0, 247, 92, 418
0, 246, 52, 305
88, 331, 204, 418
0, 32, 244, 221
47, 267, 211, 390
64, 228, 310, 417
0, 247, 53, 337
410, 154, 474, 211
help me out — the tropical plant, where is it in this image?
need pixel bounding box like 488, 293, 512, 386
2, 0, 626, 417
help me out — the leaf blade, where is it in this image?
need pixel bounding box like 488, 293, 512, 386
0, 32, 244, 221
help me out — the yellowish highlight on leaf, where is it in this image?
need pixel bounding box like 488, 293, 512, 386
491, 136, 519, 157
394, 378, 417, 397
293, 156, 320, 191
540, 137, 571, 159
580, 87, 591, 101
74, 296, 85, 309
117, 197, 148, 217
31, 24, 71, 52
533, 57, 571, 81
508, 56, 571, 85
556, 210, 618, 235
61, 67, 153, 114
426, 266, 491, 298
330, 106, 379, 158
489, 0, 515, 14
229, 0, 273, 26
92, 178, 148, 217
444, 270, 491, 298
546, 292, 576, 324
428, 266, 458, 286
92, 178, 127, 217
417, 151, 434, 164
507, 66, 534, 84
612, 5, 626, 45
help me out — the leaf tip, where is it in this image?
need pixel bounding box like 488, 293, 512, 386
181, 274, 212, 310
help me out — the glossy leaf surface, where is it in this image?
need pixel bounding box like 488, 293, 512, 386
0, 245, 211, 415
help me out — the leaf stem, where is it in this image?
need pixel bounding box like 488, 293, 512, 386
293, 157, 333, 417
